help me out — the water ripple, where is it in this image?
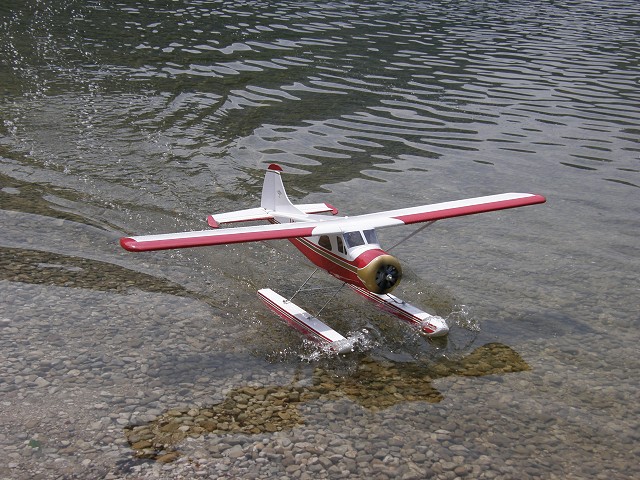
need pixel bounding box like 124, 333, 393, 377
1, 0, 639, 202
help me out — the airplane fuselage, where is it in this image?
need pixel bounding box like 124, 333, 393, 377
271, 216, 402, 294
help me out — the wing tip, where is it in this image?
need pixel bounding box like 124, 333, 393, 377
532, 194, 546, 204
120, 237, 140, 252
267, 163, 283, 172
518, 193, 546, 206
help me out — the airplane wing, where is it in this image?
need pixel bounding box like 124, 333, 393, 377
120, 193, 545, 252
120, 221, 318, 252
390, 192, 546, 225
318, 192, 547, 233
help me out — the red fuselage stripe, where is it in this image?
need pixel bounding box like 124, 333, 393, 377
289, 237, 362, 286
267, 218, 367, 287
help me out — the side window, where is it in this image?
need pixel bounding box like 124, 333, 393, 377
319, 235, 332, 250
363, 229, 378, 244
336, 236, 346, 254
343, 231, 365, 248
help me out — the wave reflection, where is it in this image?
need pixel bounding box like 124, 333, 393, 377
1, 0, 639, 207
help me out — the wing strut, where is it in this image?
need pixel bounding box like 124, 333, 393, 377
387, 221, 437, 252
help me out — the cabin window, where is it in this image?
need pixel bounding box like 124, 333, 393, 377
336, 236, 346, 254
363, 229, 378, 245
343, 231, 365, 248
319, 235, 332, 250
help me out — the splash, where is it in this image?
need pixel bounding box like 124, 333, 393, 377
299, 328, 378, 362
447, 304, 480, 332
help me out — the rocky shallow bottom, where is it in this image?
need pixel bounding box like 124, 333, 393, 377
0, 210, 638, 480
1, 274, 638, 479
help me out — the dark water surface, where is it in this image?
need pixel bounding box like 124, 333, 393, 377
1, 1, 639, 478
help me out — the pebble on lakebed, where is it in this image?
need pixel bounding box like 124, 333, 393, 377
124, 345, 528, 461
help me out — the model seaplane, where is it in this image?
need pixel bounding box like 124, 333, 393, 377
120, 164, 545, 353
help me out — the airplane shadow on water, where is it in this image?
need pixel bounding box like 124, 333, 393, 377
124, 343, 529, 462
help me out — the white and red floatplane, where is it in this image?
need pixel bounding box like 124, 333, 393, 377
120, 164, 545, 353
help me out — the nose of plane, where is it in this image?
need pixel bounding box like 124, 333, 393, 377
356, 253, 403, 294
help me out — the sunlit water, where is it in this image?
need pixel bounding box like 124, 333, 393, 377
1, 1, 639, 478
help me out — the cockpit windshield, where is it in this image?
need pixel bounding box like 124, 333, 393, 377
363, 229, 378, 245
343, 230, 379, 249
343, 231, 365, 248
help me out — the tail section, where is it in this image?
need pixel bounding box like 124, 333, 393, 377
208, 164, 337, 227
261, 163, 298, 213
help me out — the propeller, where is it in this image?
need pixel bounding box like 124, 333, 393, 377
375, 264, 400, 292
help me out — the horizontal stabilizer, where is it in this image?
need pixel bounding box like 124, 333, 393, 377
208, 207, 272, 228
295, 202, 338, 216
208, 203, 337, 228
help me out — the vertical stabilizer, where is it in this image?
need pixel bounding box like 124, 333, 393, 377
261, 164, 298, 213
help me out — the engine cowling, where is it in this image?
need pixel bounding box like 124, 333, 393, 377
356, 254, 402, 294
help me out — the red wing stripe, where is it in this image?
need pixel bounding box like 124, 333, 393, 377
393, 194, 546, 225
120, 226, 315, 252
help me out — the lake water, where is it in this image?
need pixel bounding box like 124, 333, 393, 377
1, 1, 639, 478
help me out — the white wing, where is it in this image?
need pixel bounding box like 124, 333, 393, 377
121, 193, 545, 252
120, 221, 318, 252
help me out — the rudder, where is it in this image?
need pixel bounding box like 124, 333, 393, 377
261, 164, 297, 213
